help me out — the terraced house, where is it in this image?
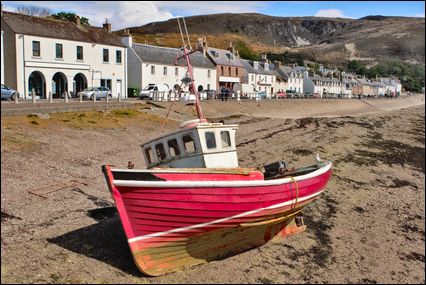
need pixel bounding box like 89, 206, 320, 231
123, 32, 216, 97
200, 39, 244, 91
1, 9, 127, 99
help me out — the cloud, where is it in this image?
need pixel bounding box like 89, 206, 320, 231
315, 9, 349, 18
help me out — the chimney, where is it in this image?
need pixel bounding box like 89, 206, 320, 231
121, 29, 132, 48
103, 18, 111, 32
74, 15, 81, 26
260, 54, 267, 64
201, 36, 208, 57
273, 60, 281, 69
227, 42, 235, 55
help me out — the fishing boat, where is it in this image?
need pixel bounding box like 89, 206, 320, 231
102, 18, 332, 277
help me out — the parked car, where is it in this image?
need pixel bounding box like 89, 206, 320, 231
179, 92, 196, 104
202, 89, 217, 99
313, 93, 321, 99
1, 84, 19, 100
277, 91, 287, 99
139, 84, 169, 100
78, 87, 112, 100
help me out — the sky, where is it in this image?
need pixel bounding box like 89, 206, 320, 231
1, 1, 425, 30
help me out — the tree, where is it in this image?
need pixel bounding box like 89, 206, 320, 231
234, 40, 258, 61
51, 12, 90, 25
16, 5, 51, 17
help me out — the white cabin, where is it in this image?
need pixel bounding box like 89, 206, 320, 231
141, 122, 239, 168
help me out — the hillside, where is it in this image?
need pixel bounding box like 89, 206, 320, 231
118, 13, 425, 67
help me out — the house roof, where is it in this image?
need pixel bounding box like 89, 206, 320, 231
1, 11, 124, 47
131, 44, 215, 69
239, 59, 274, 76
206, 47, 244, 67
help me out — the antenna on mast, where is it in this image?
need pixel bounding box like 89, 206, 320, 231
182, 17, 192, 50
177, 17, 186, 48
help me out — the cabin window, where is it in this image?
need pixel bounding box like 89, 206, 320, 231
168, 139, 180, 157
145, 147, 155, 164
182, 134, 196, 154
155, 143, 167, 161
205, 132, 217, 149
221, 131, 231, 148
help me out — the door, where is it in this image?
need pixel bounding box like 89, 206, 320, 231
116, 80, 122, 99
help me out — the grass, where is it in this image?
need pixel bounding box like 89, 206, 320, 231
1, 131, 42, 152
1, 107, 176, 131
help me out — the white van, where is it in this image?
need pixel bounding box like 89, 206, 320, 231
139, 84, 169, 100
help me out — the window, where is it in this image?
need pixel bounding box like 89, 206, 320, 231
116, 50, 122, 63
100, 79, 112, 90
175, 67, 178, 76
103, 49, 109, 62
77, 46, 83, 60
251, 75, 254, 82
236, 68, 238, 76
55, 43, 63, 59
228, 67, 231, 75
182, 134, 196, 154
155, 143, 167, 161
221, 66, 224, 75
151, 66, 155, 75
221, 131, 231, 148
32, 41, 40, 57
205, 132, 216, 149
168, 139, 180, 157
207, 84, 210, 90
163, 66, 167, 76
145, 147, 155, 164
207, 70, 211, 78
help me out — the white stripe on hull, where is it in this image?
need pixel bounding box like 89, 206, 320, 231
114, 161, 332, 189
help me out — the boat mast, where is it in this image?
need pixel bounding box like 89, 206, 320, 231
176, 17, 205, 122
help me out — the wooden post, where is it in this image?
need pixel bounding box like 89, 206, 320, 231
79, 91, 83, 103
49, 91, 53, 103
92, 92, 96, 103
14, 92, 19, 104
118, 92, 122, 102
32, 90, 36, 103
106, 92, 109, 102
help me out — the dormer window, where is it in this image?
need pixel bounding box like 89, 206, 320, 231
226, 53, 234, 60
264, 63, 269, 70
253, 62, 259, 69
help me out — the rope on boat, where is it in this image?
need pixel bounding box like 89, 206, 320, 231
289, 176, 299, 210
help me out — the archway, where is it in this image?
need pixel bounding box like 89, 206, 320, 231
73, 73, 87, 97
52, 72, 68, 98
28, 71, 46, 99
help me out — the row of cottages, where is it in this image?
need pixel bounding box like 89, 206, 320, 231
269, 62, 305, 94
303, 73, 350, 97
1, 9, 127, 99
123, 33, 216, 97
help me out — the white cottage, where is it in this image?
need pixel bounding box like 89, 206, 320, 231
1, 10, 127, 99
123, 33, 216, 98
239, 58, 276, 97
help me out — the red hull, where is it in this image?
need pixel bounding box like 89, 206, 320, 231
103, 162, 332, 275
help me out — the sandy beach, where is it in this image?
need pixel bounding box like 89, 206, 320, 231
1, 95, 424, 284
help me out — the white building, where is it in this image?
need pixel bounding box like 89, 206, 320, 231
379, 77, 402, 95
239, 58, 276, 96
303, 72, 346, 97
1, 10, 127, 99
270, 63, 305, 94
123, 33, 216, 97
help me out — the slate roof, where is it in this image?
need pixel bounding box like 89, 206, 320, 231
131, 43, 215, 69
240, 59, 275, 76
1, 11, 124, 47
206, 47, 244, 67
